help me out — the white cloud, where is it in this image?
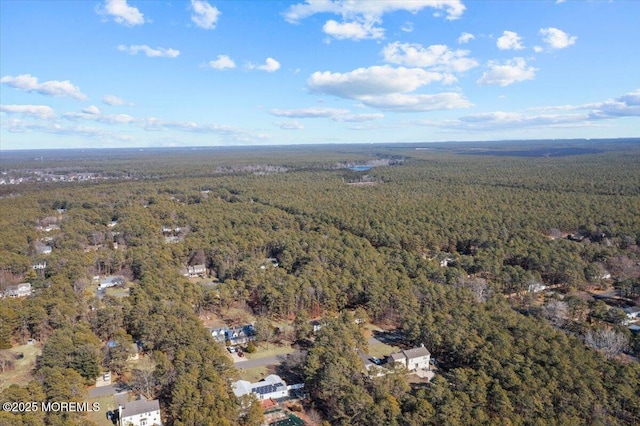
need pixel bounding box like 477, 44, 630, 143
103, 95, 127, 106
555, 0, 566, 4
307, 65, 472, 112
191, 0, 220, 29
284, 0, 466, 23
322, 19, 384, 40
269, 107, 384, 122
208, 55, 236, 70
269, 107, 350, 118
118, 44, 180, 58
336, 113, 384, 122
357, 92, 472, 111
428, 90, 640, 132
250, 57, 281, 72
401, 21, 413, 33
0, 104, 56, 119
539, 27, 577, 50
458, 32, 475, 44
0, 74, 87, 100
533, 46, 544, 53
382, 42, 478, 72
585, 89, 640, 119
98, 0, 145, 26
308, 65, 444, 98
82, 105, 101, 115
477, 58, 537, 86
497, 31, 524, 50
274, 121, 304, 130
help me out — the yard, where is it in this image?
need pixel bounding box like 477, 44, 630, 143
0, 343, 41, 391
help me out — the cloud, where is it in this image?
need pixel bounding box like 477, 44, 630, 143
458, 32, 475, 44
269, 107, 350, 118
118, 44, 180, 58
82, 105, 101, 115
401, 21, 413, 33
269, 107, 384, 122
208, 55, 236, 70
284, 0, 466, 24
98, 0, 145, 26
428, 89, 640, 132
249, 57, 281, 72
308, 65, 444, 98
335, 113, 385, 122
274, 121, 304, 130
497, 31, 524, 50
539, 27, 577, 50
63, 111, 135, 124
4, 119, 133, 141
382, 42, 478, 72
308, 65, 472, 111
585, 89, 640, 119
191, 0, 220, 29
103, 95, 128, 106
1, 74, 87, 100
0, 104, 56, 119
322, 19, 384, 40
477, 58, 537, 86
357, 92, 472, 111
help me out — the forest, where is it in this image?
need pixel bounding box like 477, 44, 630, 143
1, 139, 639, 425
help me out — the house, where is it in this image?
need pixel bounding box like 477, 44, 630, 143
32, 261, 47, 270
99, 275, 125, 289
3, 283, 32, 298
181, 264, 206, 277
119, 398, 162, 426
310, 320, 324, 334
35, 242, 52, 255
232, 374, 289, 401
624, 306, 640, 321
211, 324, 256, 346
528, 282, 547, 293
386, 345, 431, 372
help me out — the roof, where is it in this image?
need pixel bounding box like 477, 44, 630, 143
624, 306, 640, 314
6, 283, 31, 291
403, 346, 431, 360
121, 398, 160, 418
232, 374, 287, 398
389, 352, 406, 362
232, 380, 253, 398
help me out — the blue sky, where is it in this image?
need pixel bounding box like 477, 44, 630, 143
1, 0, 639, 150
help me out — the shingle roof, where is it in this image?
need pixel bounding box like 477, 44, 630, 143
121, 399, 160, 418
403, 346, 431, 360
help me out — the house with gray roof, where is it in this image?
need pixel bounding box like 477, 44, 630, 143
119, 398, 162, 426
386, 345, 431, 372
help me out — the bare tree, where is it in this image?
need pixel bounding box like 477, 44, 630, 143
542, 299, 568, 327
584, 328, 628, 358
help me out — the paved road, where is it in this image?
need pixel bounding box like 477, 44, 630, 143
235, 354, 292, 369
88, 384, 129, 398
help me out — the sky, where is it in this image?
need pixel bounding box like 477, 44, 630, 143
0, 0, 639, 150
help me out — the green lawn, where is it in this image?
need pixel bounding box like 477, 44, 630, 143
85, 394, 116, 426
0, 344, 41, 391
244, 344, 294, 360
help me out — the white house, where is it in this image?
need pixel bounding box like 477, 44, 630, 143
99, 275, 125, 289
625, 306, 640, 321
2, 283, 32, 298
387, 346, 431, 372
119, 398, 162, 426
232, 374, 289, 401
181, 264, 206, 277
